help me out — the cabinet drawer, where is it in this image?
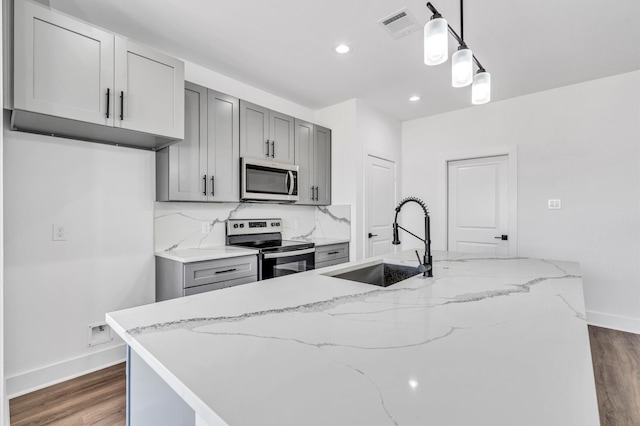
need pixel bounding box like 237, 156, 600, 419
184, 255, 257, 288
315, 243, 349, 264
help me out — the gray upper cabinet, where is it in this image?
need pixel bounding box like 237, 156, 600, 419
295, 120, 331, 205
13, 0, 114, 126
295, 119, 315, 204
240, 100, 294, 164
114, 37, 184, 140
314, 125, 332, 205
207, 89, 240, 201
12, 0, 184, 149
156, 83, 239, 202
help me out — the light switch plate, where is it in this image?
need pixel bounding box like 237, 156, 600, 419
548, 199, 561, 209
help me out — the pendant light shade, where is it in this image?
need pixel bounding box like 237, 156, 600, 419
424, 17, 448, 65
451, 47, 473, 87
472, 70, 491, 104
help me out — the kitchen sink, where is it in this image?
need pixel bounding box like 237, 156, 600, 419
327, 261, 421, 287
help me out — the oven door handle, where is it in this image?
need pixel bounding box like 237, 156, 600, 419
263, 248, 315, 259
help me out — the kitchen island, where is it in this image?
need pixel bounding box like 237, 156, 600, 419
106, 250, 599, 425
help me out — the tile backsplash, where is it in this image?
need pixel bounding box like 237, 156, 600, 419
155, 202, 351, 251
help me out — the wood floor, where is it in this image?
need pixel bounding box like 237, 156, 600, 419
589, 326, 640, 426
9, 326, 640, 425
9, 363, 125, 426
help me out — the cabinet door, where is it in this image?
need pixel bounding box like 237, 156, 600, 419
239, 100, 269, 159
208, 90, 240, 202
314, 125, 332, 205
14, 0, 114, 126
114, 37, 184, 139
270, 111, 295, 164
294, 119, 314, 204
166, 83, 208, 201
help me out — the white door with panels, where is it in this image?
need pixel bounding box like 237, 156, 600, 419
366, 155, 396, 258
447, 155, 510, 256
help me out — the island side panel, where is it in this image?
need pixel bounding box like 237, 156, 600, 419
129, 346, 195, 426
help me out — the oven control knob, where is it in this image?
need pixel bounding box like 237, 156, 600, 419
276, 222, 280, 226
240, 224, 244, 228
233, 224, 238, 228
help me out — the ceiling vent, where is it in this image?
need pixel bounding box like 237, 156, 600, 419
378, 8, 422, 40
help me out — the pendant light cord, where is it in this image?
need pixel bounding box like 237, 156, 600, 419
460, 0, 464, 42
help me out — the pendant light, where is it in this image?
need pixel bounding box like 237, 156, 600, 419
472, 69, 491, 104
423, 1, 492, 105
424, 14, 448, 65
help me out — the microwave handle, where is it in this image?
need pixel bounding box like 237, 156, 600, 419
286, 171, 295, 195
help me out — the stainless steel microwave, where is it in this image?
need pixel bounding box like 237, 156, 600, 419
241, 158, 299, 202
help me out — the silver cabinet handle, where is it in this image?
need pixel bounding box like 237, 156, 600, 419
266, 140, 270, 157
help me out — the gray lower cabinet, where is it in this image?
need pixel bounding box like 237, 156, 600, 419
156, 255, 258, 301
156, 82, 239, 202
295, 119, 331, 205
240, 100, 295, 164
315, 243, 349, 269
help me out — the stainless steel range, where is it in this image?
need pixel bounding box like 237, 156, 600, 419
226, 219, 315, 280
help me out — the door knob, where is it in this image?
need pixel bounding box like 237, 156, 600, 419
368, 233, 378, 238
494, 235, 508, 241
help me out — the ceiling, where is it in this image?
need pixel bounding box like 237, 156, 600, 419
49, 0, 640, 122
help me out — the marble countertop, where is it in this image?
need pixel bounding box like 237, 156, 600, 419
154, 246, 259, 263
107, 250, 599, 425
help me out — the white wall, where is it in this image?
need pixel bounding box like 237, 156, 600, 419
3, 123, 156, 396
316, 99, 401, 261
402, 71, 640, 333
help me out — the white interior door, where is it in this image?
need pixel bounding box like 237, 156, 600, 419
448, 155, 510, 256
366, 155, 396, 258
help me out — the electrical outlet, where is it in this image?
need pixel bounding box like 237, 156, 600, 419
201, 221, 211, 234
548, 199, 561, 209
52, 224, 67, 241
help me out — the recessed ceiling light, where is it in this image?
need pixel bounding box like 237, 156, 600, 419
335, 44, 351, 54
409, 96, 421, 102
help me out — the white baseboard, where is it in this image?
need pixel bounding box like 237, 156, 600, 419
587, 310, 640, 334
6, 344, 126, 399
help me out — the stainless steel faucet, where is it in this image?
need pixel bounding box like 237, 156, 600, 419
392, 197, 433, 277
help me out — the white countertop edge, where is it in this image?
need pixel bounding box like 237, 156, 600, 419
155, 247, 259, 263
290, 237, 350, 246
106, 314, 229, 426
